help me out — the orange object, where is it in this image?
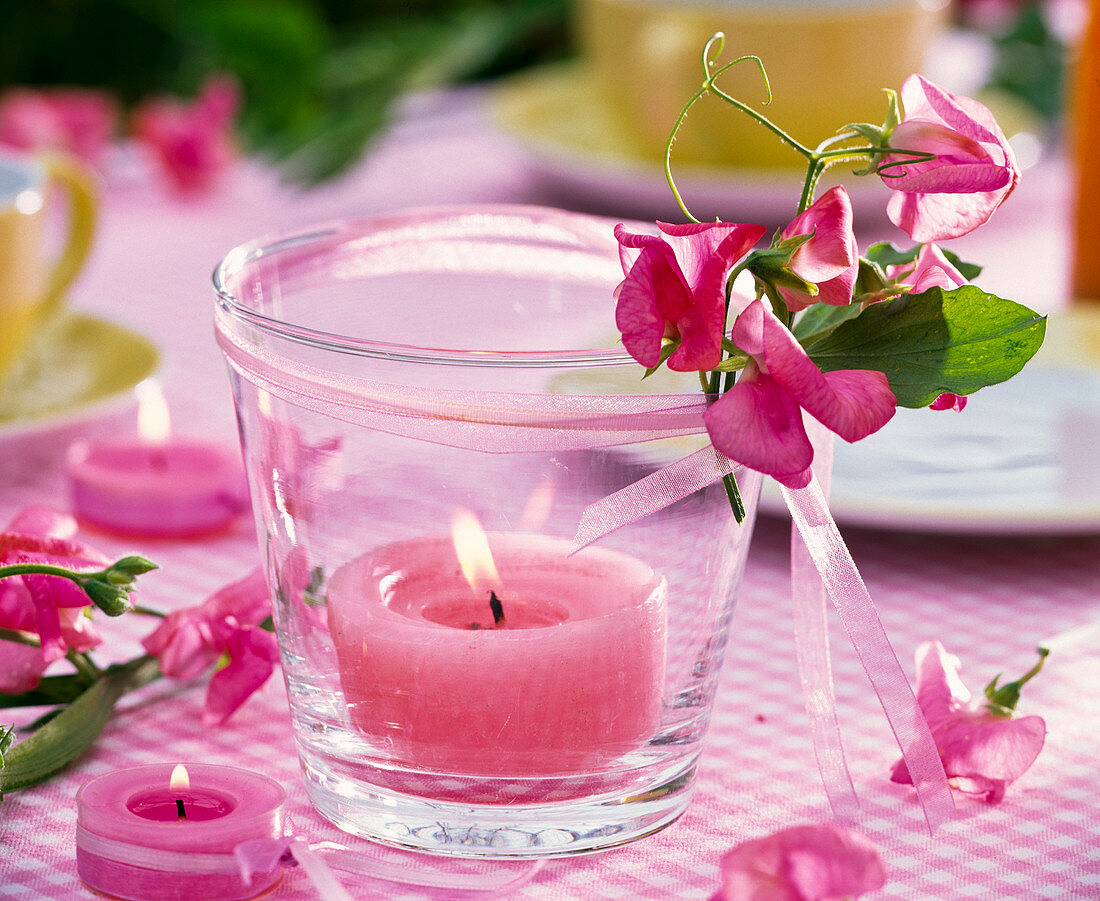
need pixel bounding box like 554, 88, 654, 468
1072, 0, 1100, 302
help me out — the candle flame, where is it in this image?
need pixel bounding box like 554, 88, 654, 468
169, 764, 190, 793
452, 509, 501, 596
136, 380, 171, 446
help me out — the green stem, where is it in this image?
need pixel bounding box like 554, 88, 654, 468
0, 562, 91, 584
65, 650, 102, 684
0, 656, 162, 795
0, 628, 40, 649
130, 604, 166, 618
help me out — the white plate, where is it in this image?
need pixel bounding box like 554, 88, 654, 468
760, 308, 1100, 534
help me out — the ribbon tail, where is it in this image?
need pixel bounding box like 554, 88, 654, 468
790, 428, 859, 819
779, 475, 955, 833
571, 445, 737, 553
313, 842, 546, 897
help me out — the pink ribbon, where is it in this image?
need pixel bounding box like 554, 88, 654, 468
219, 324, 954, 831
791, 425, 859, 819
235, 835, 546, 897
572, 442, 955, 832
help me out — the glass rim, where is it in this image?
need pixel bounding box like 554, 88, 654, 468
211, 210, 639, 369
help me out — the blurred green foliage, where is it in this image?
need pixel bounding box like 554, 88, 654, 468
0, 0, 570, 183
985, 2, 1066, 123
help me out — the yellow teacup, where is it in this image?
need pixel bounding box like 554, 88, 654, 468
0, 148, 97, 381
576, 0, 945, 170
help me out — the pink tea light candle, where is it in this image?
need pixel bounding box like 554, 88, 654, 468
76, 762, 286, 901
327, 512, 668, 777
66, 381, 249, 538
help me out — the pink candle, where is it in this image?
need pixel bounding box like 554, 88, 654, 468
66, 382, 248, 538
76, 763, 286, 901
327, 529, 668, 777
66, 438, 248, 538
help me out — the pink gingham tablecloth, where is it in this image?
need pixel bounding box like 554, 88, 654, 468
2, 90, 1098, 900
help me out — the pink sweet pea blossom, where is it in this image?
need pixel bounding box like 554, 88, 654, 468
891, 641, 1046, 803
929, 392, 967, 412
0, 88, 117, 166
0, 506, 107, 690
132, 74, 240, 194
890, 243, 967, 295
882, 74, 1019, 242
713, 822, 886, 901
142, 566, 278, 725
776, 187, 859, 312
615, 220, 766, 371
703, 299, 896, 487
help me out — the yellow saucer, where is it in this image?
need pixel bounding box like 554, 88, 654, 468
491, 64, 885, 223
0, 311, 158, 435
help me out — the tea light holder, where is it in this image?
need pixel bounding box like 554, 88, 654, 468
66, 382, 249, 538
76, 763, 286, 901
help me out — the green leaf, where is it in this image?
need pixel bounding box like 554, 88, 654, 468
803, 286, 1046, 407
641, 338, 681, 378
792, 302, 863, 345
0, 674, 89, 709
0, 657, 161, 797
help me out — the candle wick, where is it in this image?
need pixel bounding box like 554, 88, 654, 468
176, 798, 186, 820
150, 446, 169, 470
489, 591, 506, 627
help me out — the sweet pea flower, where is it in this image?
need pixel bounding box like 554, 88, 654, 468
713, 822, 886, 901
142, 566, 278, 726
0, 88, 117, 166
928, 392, 967, 412
773, 186, 859, 312
0, 506, 108, 686
615, 220, 766, 371
703, 299, 896, 487
890, 243, 967, 295
882, 74, 1019, 242
132, 74, 240, 194
891, 641, 1047, 803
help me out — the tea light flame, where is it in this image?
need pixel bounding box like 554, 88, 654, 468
169, 764, 190, 793
136, 380, 172, 446
453, 509, 501, 597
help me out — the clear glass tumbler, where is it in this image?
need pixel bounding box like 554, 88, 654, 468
213, 206, 761, 857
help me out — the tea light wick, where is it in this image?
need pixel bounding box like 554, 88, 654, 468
175, 798, 186, 820
489, 591, 506, 627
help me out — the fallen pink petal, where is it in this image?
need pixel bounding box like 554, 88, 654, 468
891, 641, 1046, 803
715, 822, 886, 900
143, 566, 276, 724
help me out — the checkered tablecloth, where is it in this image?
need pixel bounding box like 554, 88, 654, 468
2, 90, 1098, 900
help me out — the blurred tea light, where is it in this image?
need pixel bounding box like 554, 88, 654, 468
66, 381, 249, 538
